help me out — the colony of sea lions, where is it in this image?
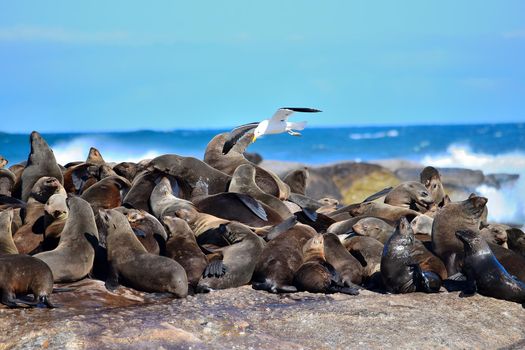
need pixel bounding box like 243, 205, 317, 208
0, 130, 524, 309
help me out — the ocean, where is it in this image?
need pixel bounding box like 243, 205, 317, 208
1, 123, 525, 224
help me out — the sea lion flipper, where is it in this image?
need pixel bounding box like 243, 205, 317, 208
154, 233, 167, 256
235, 193, 268, 221
83, 232, 100, 250
301, 208, 318, 222
459, 279, 477, 298
203, 260, 227, 278
362, 187, 393, 203
31, 215, 46, 234
105, 264, 120, 291
265, 216, 298, 241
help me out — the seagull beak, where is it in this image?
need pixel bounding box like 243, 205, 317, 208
252, 135, 257, 143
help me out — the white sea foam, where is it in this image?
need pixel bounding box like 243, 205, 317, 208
422, 144, 525, 225
349, 129, 399, 140
51, 137, 162, 164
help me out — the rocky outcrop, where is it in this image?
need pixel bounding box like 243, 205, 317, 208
1, 280, 524, 349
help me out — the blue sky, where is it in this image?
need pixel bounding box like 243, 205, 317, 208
1, 1, 524, 132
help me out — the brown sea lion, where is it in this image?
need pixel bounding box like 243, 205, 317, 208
316, 197, 339, 215
86, 147, 105, 165
352, 217, 395, 244
0, 168, 16, 196
323, 232, 363, 286
203, 133, 290, 199
347, 202, 420, 222
13, 177, 65, 254
116, 207, 168, 254
196, 222, 265, 292
162, 216, 207, 290
38, 193, 68, 251
229, 164, 293, 219
252, 224, 316, 293
293, 233, 359, 295
283, 167, 308, 195
480, 223, 509, 248
19, 131, 63, 202
0, 254, 54, 308
0, 209, 17, 255
63, 162, 100, 194
456, 229, 525, 305
420, 166, 446, 207
384, 181, 434, 212
342, 235, 383, 280
507, 228, 525, 257
381, 217, 442, 293
33, 197, 99, 282
413, 240, 448, 280
81, 175, 131, 212
431, 195, 488, 276
99, 209, 187, 297
113, 162, 139, 182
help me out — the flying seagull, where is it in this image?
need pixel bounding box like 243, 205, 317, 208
222, 107, 322, 154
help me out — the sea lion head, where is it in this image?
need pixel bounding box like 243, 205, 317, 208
463, 194, 488, 218
348, 202, 374, 217
0, 155, 7, 168
403, 181, 434, 209
455, 229, 488, 254
98, 208, 128, 233
220, 222, 254, 244
28, 131, 55, 164
353, 217, 392, 238
87, 147, 105, 165
302, 233, 325, 261
420, 166, 446, 206
45, 194, 68, 220
30, 176, 65, 203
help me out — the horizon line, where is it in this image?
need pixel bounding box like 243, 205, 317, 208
1, 120, 524, 135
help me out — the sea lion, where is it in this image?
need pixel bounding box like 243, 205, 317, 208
194, 192, 283, 227
0, 155, 7, 168
316, 197, 339, 215
0, 168, 16, 196
20, 131, 63, 202
323, 232, 363, 286
431, 195, 488, 276
480, 224, 509, 248
283, 168, 308, 195
347, 202, 420, 222
37, 193, 68, 251
352, 217, 395, 244
293, 233, 359, 295
252, 224, 316, 293
342, 235, 383, 281
507, 228, 525, 257
413, 239, 448, 280
420, 166, 446, 207
410, 214, 434, 238
86, 147, 105, 165
196, 222, 265, 292
113, 162, 139, 182
162, 216, 207, 290
33, 197, 99, 282
63, 162, 100, 194
13, 177, 65, 254
0, 209, 17, 255
384, 181, 434, 212
381, 217, 441, 294
0, 254, 54, 308
116, 207, 168, 254
149, 154, 232, 195
99, 209, 188, 297
456, 229, 525, 305
81, 175, 131, 212
203, 133, 290, 199
229, 164, 293, 219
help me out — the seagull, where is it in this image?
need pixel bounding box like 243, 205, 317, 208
222, 107, 322, 154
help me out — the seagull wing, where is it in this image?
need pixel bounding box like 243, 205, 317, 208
270, 107, 322, 122
222, 122, 259, 154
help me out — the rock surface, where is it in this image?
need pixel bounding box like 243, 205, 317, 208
1, 279, 524, 349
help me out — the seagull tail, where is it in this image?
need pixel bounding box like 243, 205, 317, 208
286, 121, 307, 131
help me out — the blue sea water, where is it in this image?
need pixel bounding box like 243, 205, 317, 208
1, 123, 525, 224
